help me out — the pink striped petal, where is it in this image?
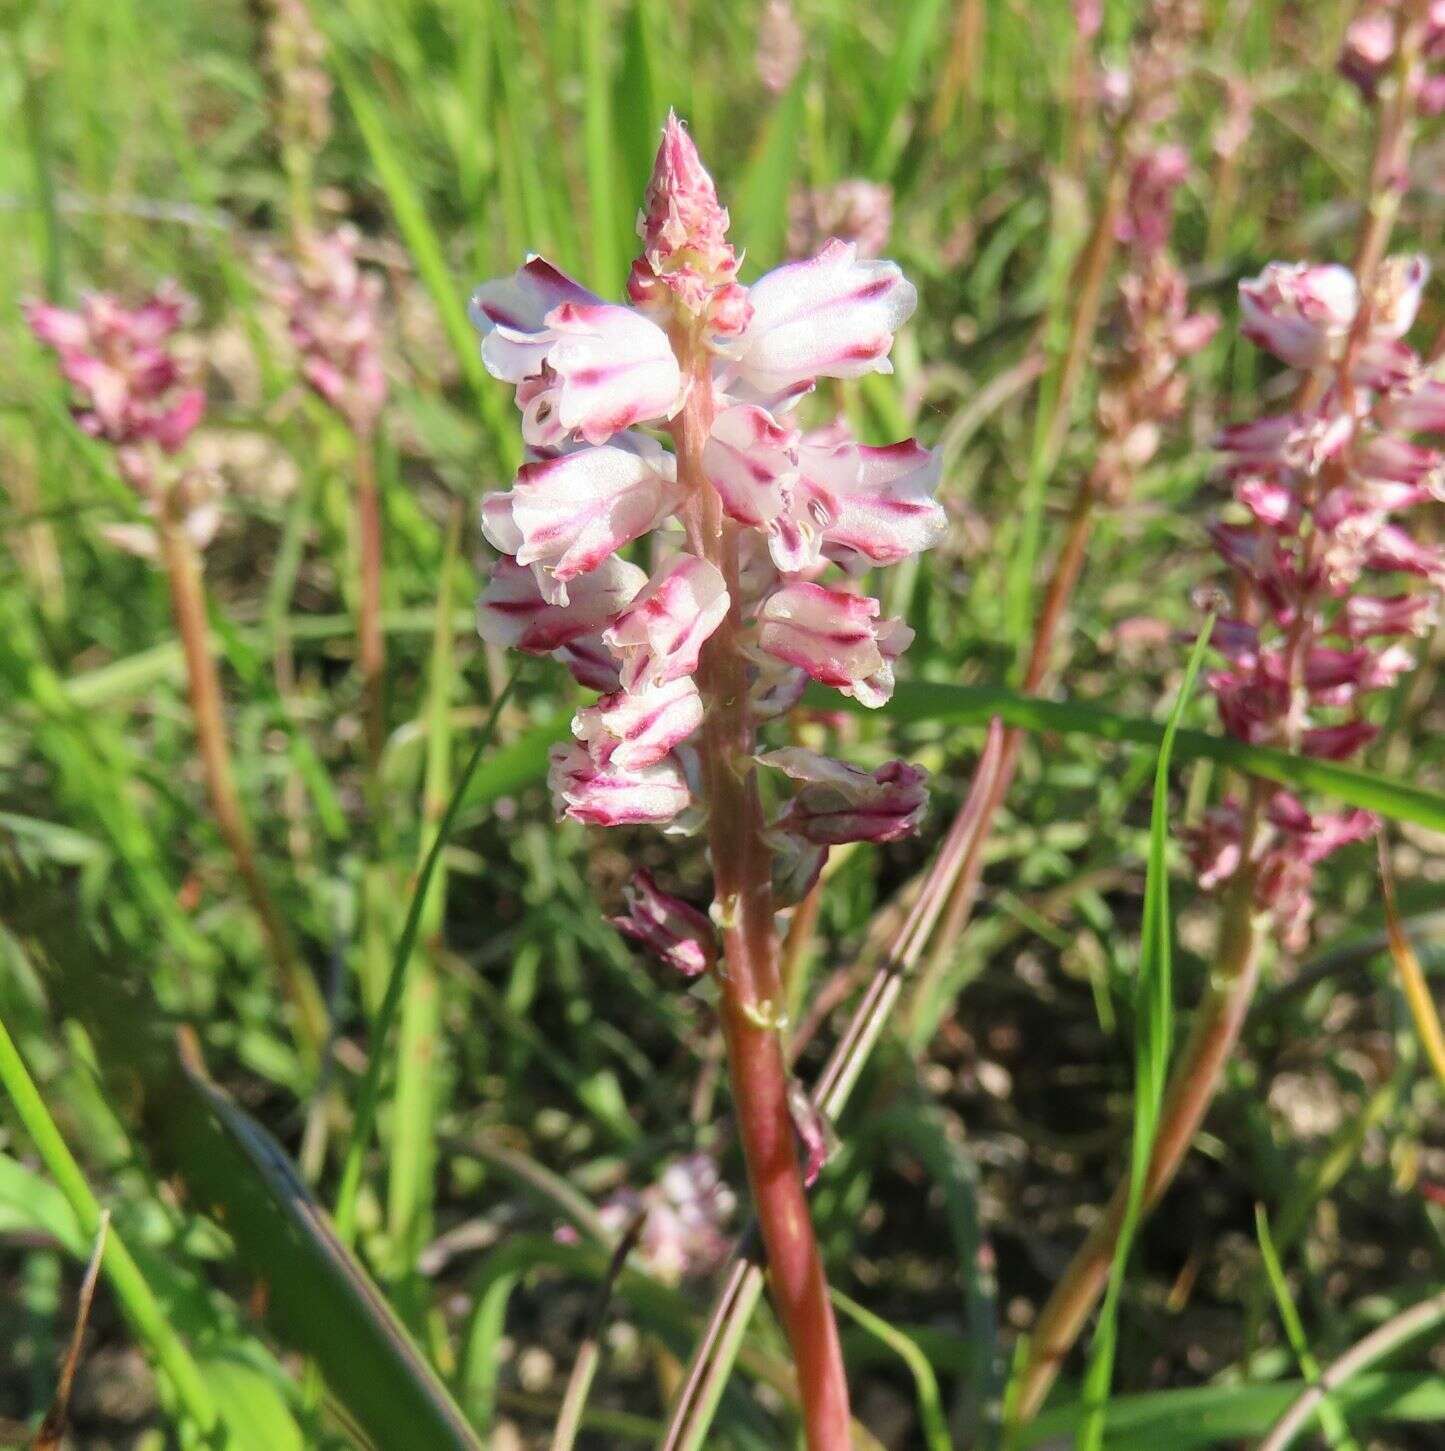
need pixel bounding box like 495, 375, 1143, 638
611, 869, 716, 977
704, 405, 850, 573
552, 631, 623, 692
470, 256, 597, 382
484, 435, 681, 598
573, 676, 705, 770
476, 554, 646, 654
548, 743, 691, 826
758, 747, 929, 844
731, 240, 917, 395
756, 582, 908, 706
604, 554, 729, 692
1239, 262, 1358, 369
23, 301, 90, 352
704, 404, 795, 529
818, 436, 946, 567
537, 302, 682, 446
1340, 593, 1436, 637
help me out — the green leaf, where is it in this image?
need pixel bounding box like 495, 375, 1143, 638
833, 681, 1445, 832
460, 713, 571, 810
8, 863, 487, 1451
327, 43, 517, 468
735, 81, 807, 268
831, 1288, 953, 1451
1021, 1374, 1445, 1450
581, 0, 624, 291
334, 671, 520, 1246
866, 0, 948, 174
0, 1152, 85, 1254
198, 1354, 305, 1451
1075, 620, 1212, 1450
1254, 1205, 1357, 1450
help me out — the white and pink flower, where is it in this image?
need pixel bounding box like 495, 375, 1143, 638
482, 435, 681, 602
726, 240, 918, 400
573, 676, 705, 770
611, 870, 717, 977
472, 258, 681, 446
759, 748, 929, 844
476, 554, 646, 654
757, 582, 911, 707
471, 112, 936, 893
548, 743, 691, 827
604, 554, 730, 693
1199, 250, 1444, 951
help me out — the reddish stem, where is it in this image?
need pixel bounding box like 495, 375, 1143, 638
157, 505, 327, 1064
671, 338, 851, 1450
354, 436, 386, 769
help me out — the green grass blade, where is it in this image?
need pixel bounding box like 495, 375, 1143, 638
831, 1288, 953, 1451
581, 0, 623, 290
615, 0, 664, 200
1022, 1372, 1445, 1450
1255, 1205, 1358, 1450
827, 681, 1445, 832
862, 1103, 1000, 1440
0, 984, 219, 1438
326, 43, 517, 468
734, 81, 807, 268
1073, 619, 1213, 1450
386, 510, 463, 1281
334, 668, 520, 1247
10, 865, 487, 1451
865, 0, 949, 175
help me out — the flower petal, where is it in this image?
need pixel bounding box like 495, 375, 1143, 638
819, 437, 946, 567
731, 240, 917, 394
548, 742, 691, 826
541, 301, 683, 446
573, 676, 705, 769
758, 746, 929, 844
469, 256, 597, 381
756, 581, 907, 706
476, 554, 646, 653
604, 554, 730, 692
611, 869, 717, 977
703, 404, 795, 529
491, 435, 682, 593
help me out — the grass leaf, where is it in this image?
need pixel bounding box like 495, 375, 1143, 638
1074, 617, 1213, 1450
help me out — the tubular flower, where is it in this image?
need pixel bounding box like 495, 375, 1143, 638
263, 227, 388, 437
25, 285, 205, 491
1340, 1, 1445, 113
471, 111, 940, 869
25, 284, 215, 555
788, 180, 893, 260
1091, 145, 1218, 503
756, 0, 805, 95
1194, 252, 1445, 946
593, 1153, 735, 1284
610, 869, 717, 978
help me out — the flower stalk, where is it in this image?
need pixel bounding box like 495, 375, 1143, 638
1009, 3, 1443, 1425
353, 434, 387, 767
263, 226, 390, 770
672, 334, 851, 1447
469, 113, 943, 1447
919, 22, 1217, 1013
156, 501, 329, 1059
24, 286, 327, 1066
